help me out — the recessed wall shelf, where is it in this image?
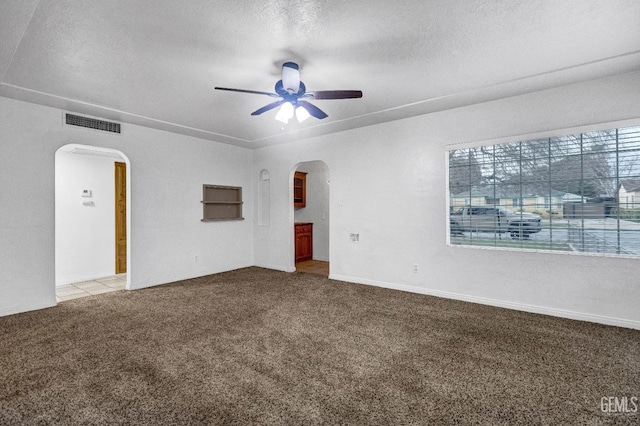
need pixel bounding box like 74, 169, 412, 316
202, 184, 244, 221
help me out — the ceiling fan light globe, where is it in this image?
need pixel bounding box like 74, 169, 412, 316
295, 106, 311, 122
274, 109, 288, 124
275, 102, 294, 123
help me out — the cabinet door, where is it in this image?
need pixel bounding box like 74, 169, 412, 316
296, 234, 312, 262
293, 172, 307, 207
295, 224, 313, 262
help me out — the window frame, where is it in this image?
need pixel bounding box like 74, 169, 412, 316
446, 123, 640, 259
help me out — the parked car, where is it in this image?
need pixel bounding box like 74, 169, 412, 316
450, 206, 542, 238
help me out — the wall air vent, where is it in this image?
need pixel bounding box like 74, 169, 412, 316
65, 113, 121, 134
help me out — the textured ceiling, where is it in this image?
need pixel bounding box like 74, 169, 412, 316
1, 0, 639, 148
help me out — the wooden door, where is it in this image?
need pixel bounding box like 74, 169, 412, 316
115, 162, 127, 274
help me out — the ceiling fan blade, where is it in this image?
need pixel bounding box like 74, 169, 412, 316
251, 100, 286, 116
281, 62, 300, 94
215, 87, 279, 97
298, 100, 328, 119
307, 90, 363, 100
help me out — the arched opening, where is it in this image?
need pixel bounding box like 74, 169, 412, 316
55, 144, 131, 301
293, 160, 330, 276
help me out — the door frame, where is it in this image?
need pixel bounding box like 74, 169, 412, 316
55, 144, 131, 291
291, 160, 330, 274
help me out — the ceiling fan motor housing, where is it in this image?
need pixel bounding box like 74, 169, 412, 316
281, 62, 301, 94
275, 80, 306, 102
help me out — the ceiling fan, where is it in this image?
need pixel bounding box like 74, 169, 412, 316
215, 62, 363, 123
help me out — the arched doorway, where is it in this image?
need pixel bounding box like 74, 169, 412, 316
54, 144, 131, 301
293, 160, 330, 276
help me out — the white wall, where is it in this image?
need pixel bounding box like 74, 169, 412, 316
3, 71, 640, 329
254, 71, 640, 329
294, 161, 330, 261
55, 150, 119, 285
0, 97, 254, 316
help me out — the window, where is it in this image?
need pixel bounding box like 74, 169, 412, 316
448, 125, 640, 257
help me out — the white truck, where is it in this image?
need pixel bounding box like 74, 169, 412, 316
450, 206, 542, 238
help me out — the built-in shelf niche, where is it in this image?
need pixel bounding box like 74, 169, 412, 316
202, 184, 244, 221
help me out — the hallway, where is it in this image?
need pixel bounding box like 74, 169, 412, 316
295, 260, 329, 276
56, 275, 126, 302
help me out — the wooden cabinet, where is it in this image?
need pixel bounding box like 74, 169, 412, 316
295, 222, 313, 262
293, 171, 307, 207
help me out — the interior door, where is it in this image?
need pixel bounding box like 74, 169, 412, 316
115, 162, 127, 274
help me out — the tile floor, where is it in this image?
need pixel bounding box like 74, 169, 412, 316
56, 275, 127, 302
295, 260, 329, 276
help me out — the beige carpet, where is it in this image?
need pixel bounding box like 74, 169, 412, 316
1, 267, 638, 425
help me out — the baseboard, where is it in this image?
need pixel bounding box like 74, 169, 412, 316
0, 300, 56, 318
129, 275, 204, 291
329, 274, 640, 331
129, 265, 260, 290
254, 263, 296, 273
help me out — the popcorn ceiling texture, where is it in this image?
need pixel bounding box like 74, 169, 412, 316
2, 1, 639, 147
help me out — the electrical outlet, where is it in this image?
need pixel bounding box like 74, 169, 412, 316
194, 254, 198, 262
349, 233, 359, 242
414, 264, 419, 273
